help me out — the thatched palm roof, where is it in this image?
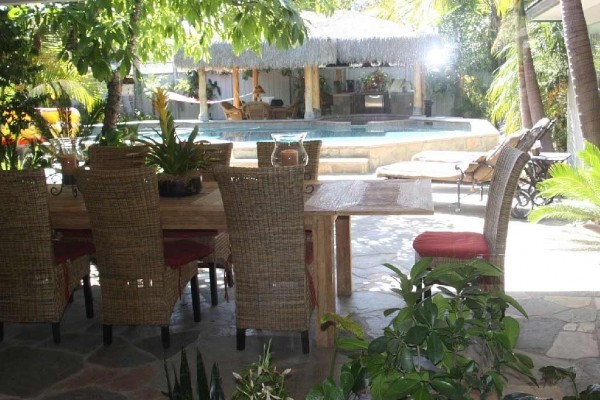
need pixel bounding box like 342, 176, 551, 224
176, 10, 439, 70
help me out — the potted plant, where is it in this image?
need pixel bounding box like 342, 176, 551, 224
137, 87, 215, 197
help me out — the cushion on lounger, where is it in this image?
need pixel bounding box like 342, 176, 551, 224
413, 231, 489, 260
485, 130, 525, 167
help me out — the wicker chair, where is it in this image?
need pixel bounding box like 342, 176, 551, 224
87, 145, 148, 169
256, 140, 322, 181
412, 146, 530, 292
242, 101, 271, 120
0, 169, 94, 343
164, 142, 234, 307
219, 102, 244, 120
76, 167, 213, 348
214, 165, 313, 353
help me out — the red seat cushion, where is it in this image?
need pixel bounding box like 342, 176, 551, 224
163, 229, 222, 239
53, 240, 96, 265
413, 231, 489, 260
163, 240, 214, 268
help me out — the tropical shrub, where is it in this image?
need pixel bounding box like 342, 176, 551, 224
163, 347, 225, 400
528, 141, 600, 225
308, 258, 536, 400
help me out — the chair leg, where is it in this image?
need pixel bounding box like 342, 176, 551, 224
225, 264, 234, 287
103, 324, 113, 346
83, 274, 94, 318
0, 322, 3, 342
208, 263, 218, 306
190, 275, 201, 322
161, 326, 170, 349
52, 323, 61, 344
68, 293, 74, 303
301, 330, 309, 354
236, 328, 246, 351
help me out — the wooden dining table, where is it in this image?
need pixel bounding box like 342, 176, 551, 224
49, 178, 433, 348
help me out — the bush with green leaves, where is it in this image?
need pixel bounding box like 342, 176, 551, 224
528, 141, 600, 225
308, 258, 536, 400
163, 347, 225, 400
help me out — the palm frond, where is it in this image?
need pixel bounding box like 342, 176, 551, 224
528, 202, 600, 224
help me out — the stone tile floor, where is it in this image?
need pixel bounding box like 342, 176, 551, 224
0, 182, 598, 399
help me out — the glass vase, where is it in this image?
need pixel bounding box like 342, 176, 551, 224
271, 133, 308, 167
52, 137, 84, 185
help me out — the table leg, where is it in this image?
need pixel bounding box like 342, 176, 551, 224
336, 215, 352, 296
312, 214, 336, 348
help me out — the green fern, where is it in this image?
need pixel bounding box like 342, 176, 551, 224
528, 141, 600, 224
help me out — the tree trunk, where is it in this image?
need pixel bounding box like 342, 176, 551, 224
100, 71, 122, 144
516, 3, 533, 130
561, 0, 600, 148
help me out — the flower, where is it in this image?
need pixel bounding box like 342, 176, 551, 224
361, 69, 390, 91
136, 87, 215, 177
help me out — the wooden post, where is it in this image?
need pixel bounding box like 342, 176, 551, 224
304, 66, 315, 120
335, 68, 343, 93
197, 68, 209, 122
412, 63, 423, 116
252, 69, 259, 101
233, 67, 241, 108
312, 66, 321, 118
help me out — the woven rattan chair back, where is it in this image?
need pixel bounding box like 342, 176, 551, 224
76, 167, 187, 328
213, 165, 311, 340
88, 145, 148, 169
0, 169, 92, 338
482, 146, 530, 270
242, 102, 270, 120
256, 140, 322, 181
220, 101, 243, 120
515, 118, 553, 153
200, 142, 233, 182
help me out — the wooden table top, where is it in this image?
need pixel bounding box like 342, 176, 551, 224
49, 179, 433, 230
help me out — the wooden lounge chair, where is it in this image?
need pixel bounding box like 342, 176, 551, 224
220, 101, 244, 120
242, 101, 271, 120
376, 118, 553, 209
413, 145, 531, 292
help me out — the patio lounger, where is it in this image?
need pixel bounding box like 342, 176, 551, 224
376, 118, 553, 210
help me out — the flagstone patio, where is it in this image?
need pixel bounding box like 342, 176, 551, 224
0, 181, 598, 400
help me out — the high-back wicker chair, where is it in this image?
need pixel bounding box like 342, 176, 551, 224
165, 142, 234, 307
76, 167, 213, 348
242, 101, 271, 120
87, 145, 148, 169
0, 169, 94, 343
214, 165, 313, 353
413, 146, 530, 292
256, 140, 322, 181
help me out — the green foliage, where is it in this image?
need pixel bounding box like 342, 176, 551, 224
528, 141, 600, 224
504, 366, 600, 400
163, 347, 225, 400
183, 71, 222, 100
309, 258, 535, 400
231, 341, 293, 400
136, 88, 214, 176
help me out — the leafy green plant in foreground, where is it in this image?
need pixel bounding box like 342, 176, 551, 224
163, 347, 225, 400
309, 258, 536, 400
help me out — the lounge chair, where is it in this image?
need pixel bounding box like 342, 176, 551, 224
376, 118, 553, 209
220, 101, 244, 120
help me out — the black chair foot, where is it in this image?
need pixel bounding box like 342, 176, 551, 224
0, 322, 3, 342
301, 330, 309, 354
161, 326, 170, 349
209, 263, 218, 306
103, 324, 113, 346
236, 328, 246, 351
83, 274, 94, 318
191, 275, 201, 322
52, 322, 61, 344
225, 266, 234, 288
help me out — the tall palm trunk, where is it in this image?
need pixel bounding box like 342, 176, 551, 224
100, 0, 142, 144
560, 0, 600, 148
516, 10, 533, 130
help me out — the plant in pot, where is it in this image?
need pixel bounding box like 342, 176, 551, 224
309, 258, 537, 400
137, 87, 215, 197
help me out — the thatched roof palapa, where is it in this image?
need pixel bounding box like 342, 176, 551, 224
176, 10, 440, 70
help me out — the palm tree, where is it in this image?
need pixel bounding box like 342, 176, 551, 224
559, 0, 600, 148
528, 141, 600, 224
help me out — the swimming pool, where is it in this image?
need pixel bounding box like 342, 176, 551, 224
132, 118, 500, 173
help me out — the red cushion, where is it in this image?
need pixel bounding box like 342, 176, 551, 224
163, 240, 214, 268
53, 241, 96, 265
413, 231, 489, 260
163, 229, 222, 239
305, 240, 314, 265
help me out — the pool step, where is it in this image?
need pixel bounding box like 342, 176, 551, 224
230, 157, 370, 174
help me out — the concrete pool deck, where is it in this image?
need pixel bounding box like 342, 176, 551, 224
0, 179, 598, 400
